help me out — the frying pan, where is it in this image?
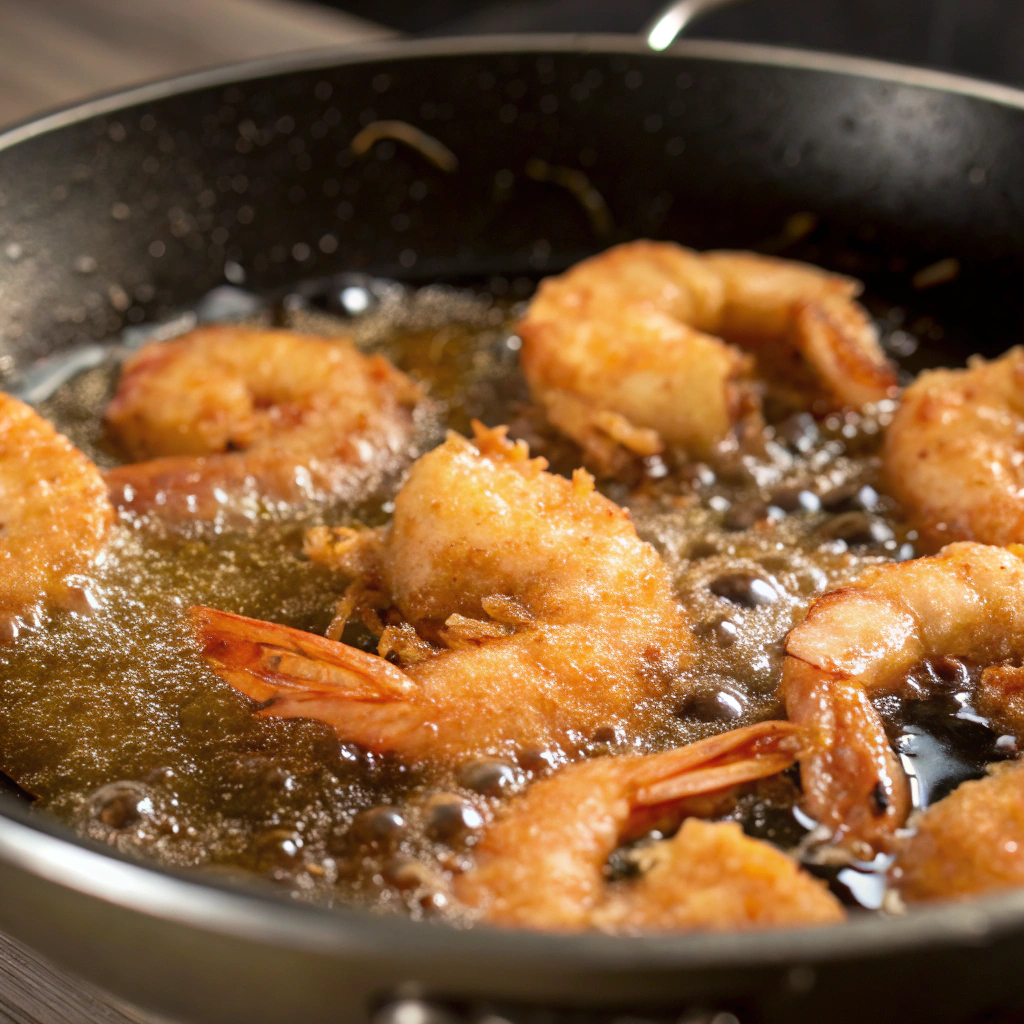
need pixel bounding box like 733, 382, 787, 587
1, 9, 1024, 1023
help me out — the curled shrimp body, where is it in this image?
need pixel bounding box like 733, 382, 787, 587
0, 393, 113, 639
884, 347, 1024, 550
104, 326, 425, 519
890, 760, 1024, 902
455, 721, 845, 932
782, 541, 1024, 853
519, 241, 896, 467
192, 424, 692, 763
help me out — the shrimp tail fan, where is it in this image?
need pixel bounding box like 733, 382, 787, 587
190, 607, 423, 749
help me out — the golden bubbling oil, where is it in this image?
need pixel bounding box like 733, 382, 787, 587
0, 278, 919, 918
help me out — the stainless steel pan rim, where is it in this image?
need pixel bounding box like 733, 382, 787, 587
2, 799, 1021, 969
1, 33, 1023, 975
3, 33, 1024, 154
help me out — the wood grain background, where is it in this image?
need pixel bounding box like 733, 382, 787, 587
0, 0, 389, 127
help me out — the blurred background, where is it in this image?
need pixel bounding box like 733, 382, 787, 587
1, 0, 1022, 129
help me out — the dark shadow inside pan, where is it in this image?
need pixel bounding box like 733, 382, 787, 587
0, 771, 34, 807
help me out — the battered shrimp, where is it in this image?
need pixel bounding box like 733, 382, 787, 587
884, 347, 1024, 550
890, 760, 1024, 902
192, 423, 692, 762
456, 721, 845, 932
0, 393, 113, 640
104, 326, 425, 519
782, 541, 1024, 853
519, 241, 896, 468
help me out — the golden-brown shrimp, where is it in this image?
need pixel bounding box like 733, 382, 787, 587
455, 721, 845, 932
519, 241, 896, 468
782, 541, 1024, 853
104, 326, 425, 519
0, 393, 113, 640
883, 347, 1024, 550
890, 760, 1024, 902
192, 423, 692, 763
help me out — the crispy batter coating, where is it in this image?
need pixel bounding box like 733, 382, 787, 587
519, 241, 895, 468
193, 424, 692, 762
104, 326, 424, 519
884, 348, 1024, 550
892, 761, 1024, 902
455, 722, 843, 932
783, 542, 1024, 852
597, 819, 845, 932
0, 393, 113, 638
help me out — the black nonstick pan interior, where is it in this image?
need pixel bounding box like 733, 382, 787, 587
2, 38, 1023, 369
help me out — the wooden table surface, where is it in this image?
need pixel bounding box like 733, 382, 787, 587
0, 0, 390, 128
0, 6, 387, 1021
0, 931, 167, 1024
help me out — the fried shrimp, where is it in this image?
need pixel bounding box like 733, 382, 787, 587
884, 347, 1024, 550
104, 326, 425, 519
191, 423, 692, 762
455, 721, 845, 932
890, 760, 1024, 902
519, 241, 896, 468
782, 541, 1024, 853
0, 393, 113, 640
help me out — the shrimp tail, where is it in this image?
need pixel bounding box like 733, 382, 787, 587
783, 659, 910, 851
632, 720, 804, 806
190, 608, 425, 747
793, 295, 898, 410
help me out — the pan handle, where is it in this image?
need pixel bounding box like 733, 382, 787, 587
643, 0, 750, 50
